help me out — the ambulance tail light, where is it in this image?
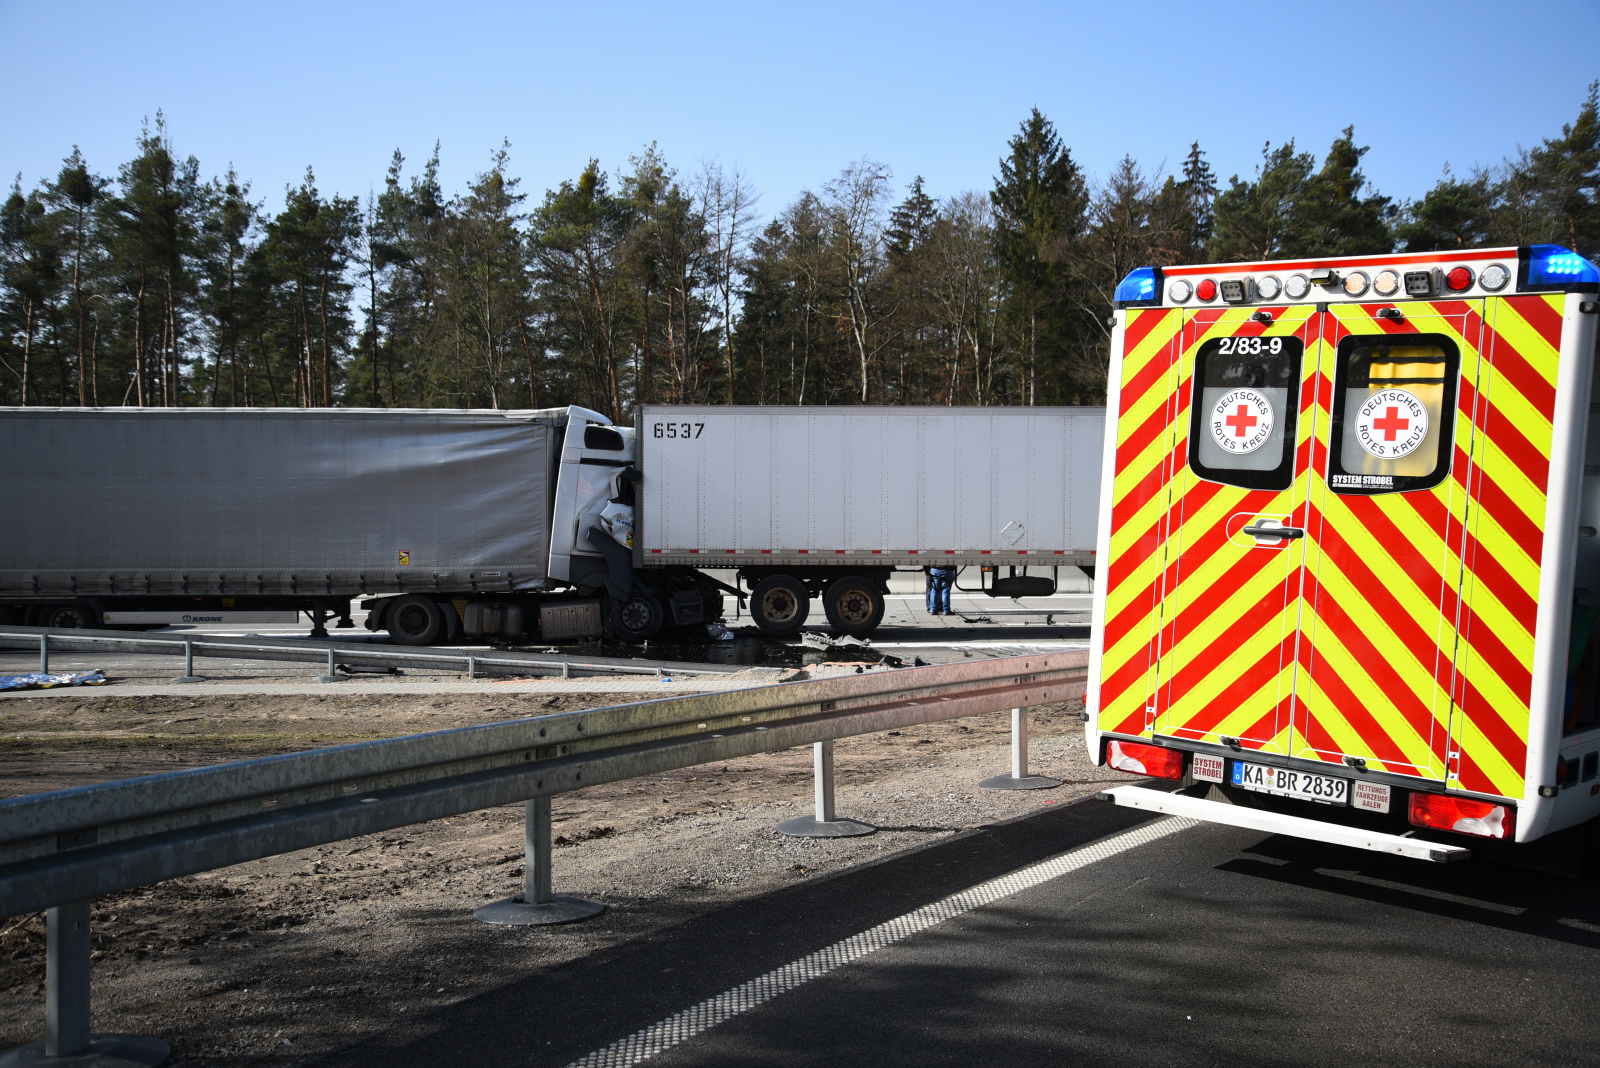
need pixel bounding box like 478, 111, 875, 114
1520, 245, 1600, 292
1114, 266, 1164, 308
1106, 740, 1184, 780
1407, 792, 1515, 840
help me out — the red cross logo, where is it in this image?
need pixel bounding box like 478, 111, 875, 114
1224, 404, 1258, 438
1371, 406, 1409, 441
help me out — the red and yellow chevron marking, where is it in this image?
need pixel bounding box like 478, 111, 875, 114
1291, 302, 1483, 783
1150, 305, 1321, 754
1096, 295, 1564, 801
1448, 294, 1564, 796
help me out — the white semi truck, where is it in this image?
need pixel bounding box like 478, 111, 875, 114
0, 404, 1102, 645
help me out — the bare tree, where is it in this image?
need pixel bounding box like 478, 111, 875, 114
822, 159, 892, 402
696, 161, 758, 403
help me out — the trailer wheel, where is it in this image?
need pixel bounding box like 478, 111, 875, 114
38, 603, 97, 629
386, 595, 444, 646
822, 576, 884, 636
750, 575, 809, 636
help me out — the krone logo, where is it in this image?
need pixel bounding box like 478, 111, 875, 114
1209, 388, 1274, 455
1355, 389, 1428, 458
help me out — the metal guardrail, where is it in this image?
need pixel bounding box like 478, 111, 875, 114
0, 651, 1087, 1062
0, 626, 735, 680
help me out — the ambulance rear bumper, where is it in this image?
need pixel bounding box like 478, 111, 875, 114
1098, 785, 1472, 864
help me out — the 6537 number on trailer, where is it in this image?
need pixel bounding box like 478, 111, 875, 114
653, 422, 705, 439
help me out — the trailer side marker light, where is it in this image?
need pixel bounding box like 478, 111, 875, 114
1445, 266, 1474, 292
1196, 279, 1217, 302
1407, 792, 1514, 839
1106, 740, 1184, 781
1525, 245, 1600, 289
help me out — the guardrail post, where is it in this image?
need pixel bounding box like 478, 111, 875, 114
474, 796, 604, 926
47, 901, 91, 1057
0, 901, 170, 1066
776, 740, 875, 838
315, 647, 340, 684
39, 633, 48, 675
171, 640, 204, 684
980, 707, 1062, 791
467, 655, 476, 680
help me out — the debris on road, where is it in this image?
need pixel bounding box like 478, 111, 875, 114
0, 670, 106, 691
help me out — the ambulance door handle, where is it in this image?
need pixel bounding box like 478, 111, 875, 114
1242, 522, 1303, 541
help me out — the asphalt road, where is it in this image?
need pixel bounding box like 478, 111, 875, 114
316, 797, 1600, 1068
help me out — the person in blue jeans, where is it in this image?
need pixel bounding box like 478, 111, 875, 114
925, 566, 955, 615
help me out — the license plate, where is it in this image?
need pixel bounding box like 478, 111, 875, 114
1231, 761, 1349, 806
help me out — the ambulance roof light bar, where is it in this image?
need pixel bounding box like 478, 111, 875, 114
1113, 266, 1164, 308
1520, 244, 1600, 292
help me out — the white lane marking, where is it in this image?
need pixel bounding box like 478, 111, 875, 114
565, 816, 1193, 1068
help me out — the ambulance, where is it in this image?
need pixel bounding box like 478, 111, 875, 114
1088, 245, 1600, 864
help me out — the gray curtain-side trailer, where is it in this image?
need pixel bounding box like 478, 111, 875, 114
0, 406, 681, 643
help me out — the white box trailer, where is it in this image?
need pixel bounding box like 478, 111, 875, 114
635, 405, 1104, 635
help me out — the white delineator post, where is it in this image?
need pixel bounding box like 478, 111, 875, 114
980, 707, 1063, 791
776, 740, 875, 838
814, 739, 837, 823
474, 794, 604, 926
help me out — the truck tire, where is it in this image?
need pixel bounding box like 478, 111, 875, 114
822, 576, 884, 637
38, 603, 97, 629
386, 595, 444, 646
610, 590, 665, 642
750, 575, 809, 636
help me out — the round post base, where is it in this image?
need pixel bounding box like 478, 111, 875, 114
979, 773, 1063, 791
473, 894, 604, 927
775, 816, 876, 838
169, 676, 205, 684
0, 1034, 169, 1067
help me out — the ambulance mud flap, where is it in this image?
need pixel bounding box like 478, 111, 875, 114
1097, 785, 1471, 864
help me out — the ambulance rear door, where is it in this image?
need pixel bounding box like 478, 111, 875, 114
1291, 299, 1485, 782
1148, 304, 1321, 754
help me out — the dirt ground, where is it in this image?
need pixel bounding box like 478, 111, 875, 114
0, 687, 1110, 1065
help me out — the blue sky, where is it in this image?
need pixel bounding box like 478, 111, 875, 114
2, 0, 1597, 219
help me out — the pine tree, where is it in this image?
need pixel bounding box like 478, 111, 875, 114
1283, 127, 1393, 257
991, 108, 1088, 403
1208, 141, 1314, 262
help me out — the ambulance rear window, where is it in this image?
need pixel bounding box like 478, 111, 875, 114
1327, 336, 1459, 496
1187, 334, 1303, 492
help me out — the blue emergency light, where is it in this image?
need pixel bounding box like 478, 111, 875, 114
1521, 244, 1600, 292
1114, 266, 1164, 308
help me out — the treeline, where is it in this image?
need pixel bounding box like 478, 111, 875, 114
2, 88, 1597, 414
